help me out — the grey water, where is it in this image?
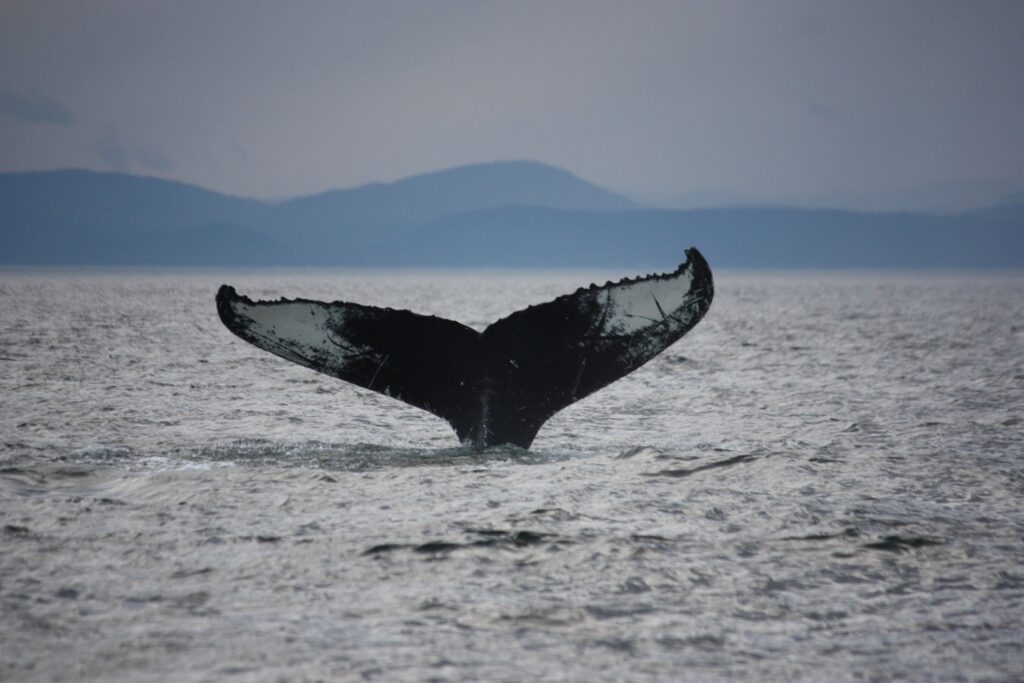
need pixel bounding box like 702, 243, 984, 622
1, 268, 1022, 682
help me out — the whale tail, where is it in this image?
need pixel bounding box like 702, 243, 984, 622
216, 248, 713, 448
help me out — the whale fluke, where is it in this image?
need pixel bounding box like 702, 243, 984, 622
216, 247, 713, 448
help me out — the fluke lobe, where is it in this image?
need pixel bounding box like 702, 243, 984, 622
216, 248, 713, 449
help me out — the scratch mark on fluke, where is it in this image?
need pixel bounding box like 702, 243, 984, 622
216, 248, 714, 448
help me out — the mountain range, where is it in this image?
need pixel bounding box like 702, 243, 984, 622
1, 161, 1021, 268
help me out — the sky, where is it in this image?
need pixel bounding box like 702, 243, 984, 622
1, 0, 1022, 212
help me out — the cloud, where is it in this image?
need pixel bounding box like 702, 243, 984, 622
0, 90, 75, 125
806, 101, 836, 122
95, 127, 172, 173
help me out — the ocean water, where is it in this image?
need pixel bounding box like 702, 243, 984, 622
1, 268, 1022, 682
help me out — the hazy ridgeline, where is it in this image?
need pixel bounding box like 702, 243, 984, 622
2, 160, 1022, 269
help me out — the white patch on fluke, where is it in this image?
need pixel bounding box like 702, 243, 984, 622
602, 267, 696, 335
230, 299, 378, 373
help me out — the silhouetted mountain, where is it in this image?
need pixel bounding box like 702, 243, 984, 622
391, 206, 1024, 269
114, 223, 291, 266
254, 161, 639, 259
0, 162, 636, 265
0, 169, 275, 265
0, 169, 265, 233
1, 163, 1021, 268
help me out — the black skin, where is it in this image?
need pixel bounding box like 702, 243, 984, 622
216, 247, 713, 449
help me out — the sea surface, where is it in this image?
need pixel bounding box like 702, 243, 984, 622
1, 268, 1022, 682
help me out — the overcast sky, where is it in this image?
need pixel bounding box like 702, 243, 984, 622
1, 1, 1022, 211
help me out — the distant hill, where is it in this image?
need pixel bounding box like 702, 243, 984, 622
253, 160, 639, 261
0, 163, 1021, 268
0, 169, 264, 232
0, 169, 272, 265
394, 205, 1024, 269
